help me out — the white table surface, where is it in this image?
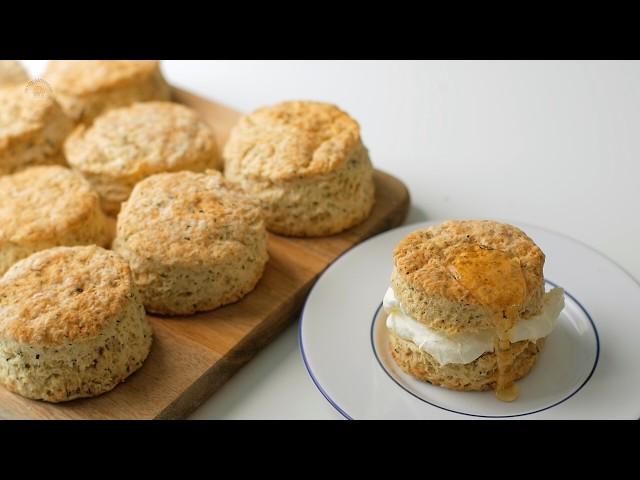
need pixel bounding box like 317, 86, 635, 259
21, 60, 640, 419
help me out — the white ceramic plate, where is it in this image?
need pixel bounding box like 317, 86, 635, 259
299, 221, 640, 419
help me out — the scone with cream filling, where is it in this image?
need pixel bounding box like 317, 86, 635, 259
384, 220, 564, 401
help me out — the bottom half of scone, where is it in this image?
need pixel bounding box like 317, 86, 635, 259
225, 147, 376, 237
113, 240, 270, 316
389, 332, 544, 392
0, 300, 152, 403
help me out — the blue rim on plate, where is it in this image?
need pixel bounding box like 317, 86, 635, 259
298, 320, 353, 419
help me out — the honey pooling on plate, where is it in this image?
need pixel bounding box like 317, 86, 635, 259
448, 244, 527, 402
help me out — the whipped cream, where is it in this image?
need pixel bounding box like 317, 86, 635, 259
383, 286, 564, 365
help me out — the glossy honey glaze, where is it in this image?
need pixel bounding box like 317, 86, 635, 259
448, 244, 526, 401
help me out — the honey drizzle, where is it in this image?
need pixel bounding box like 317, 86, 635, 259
448, 245, 526, 402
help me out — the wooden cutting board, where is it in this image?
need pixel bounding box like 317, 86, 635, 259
0, 89, 410, 419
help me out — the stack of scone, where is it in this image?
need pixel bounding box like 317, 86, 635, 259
0, 61, 378, 405
383, 220, 564, 401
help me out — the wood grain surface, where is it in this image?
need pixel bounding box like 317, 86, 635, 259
0, 89, 410, 419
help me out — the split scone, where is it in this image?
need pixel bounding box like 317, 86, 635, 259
383, 220, 565, 402
0, 85, 73, 176
0, 245, 152, 402
224, 101, 375, 237
43, 60, 171, 124
64, 101, 222, 215
0, 165, 112, 276
112, 170, 269, 315
0, 61, 29, 87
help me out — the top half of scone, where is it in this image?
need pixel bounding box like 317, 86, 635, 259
0, 245, 143, 348
223, 100, 371, 185
43, 60, 171, 123
114, 170, 267, 266
390, 220, 550, 336
64, 101, 221, 178
44, 60, 164, 96
0, 85, 72, 152
0, 165, 108, 245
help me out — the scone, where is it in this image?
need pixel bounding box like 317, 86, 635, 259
223, 101, 375, 237
0, 60, 28, 87
0, 165, 112, 276
383, 220, 565, 401
0, 245, 152, 402
43, 60, 171, 124
112, 170, 269, 315
0, 85, 73, 176
64, 101, 222, 215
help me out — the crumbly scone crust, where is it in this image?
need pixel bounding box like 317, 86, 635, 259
224, 101, 362, 181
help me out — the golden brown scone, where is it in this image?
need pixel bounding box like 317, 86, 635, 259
391, 220, 545, 335
43, 60, 171, 124
0, 165, 112, 276
0, 245, 152, 403
64, 101, 222, 215
389, 333, 543, 392
0, 61, 28, 87
223, 101, 375, 237
112, 170, 269, 315
0, 85, 73, 176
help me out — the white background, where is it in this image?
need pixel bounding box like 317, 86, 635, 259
21, 60, 640, 419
